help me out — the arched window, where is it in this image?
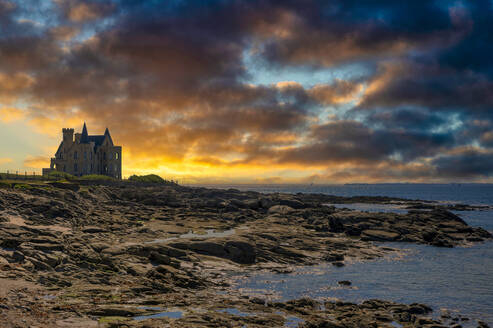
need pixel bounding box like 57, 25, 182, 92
115, 152, 119, 160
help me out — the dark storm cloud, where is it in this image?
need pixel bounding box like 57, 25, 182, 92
433, 151, 493, 178
277, 120, 455, 165
365, 108, 447, 132
257, 0, 467, 67
359, 60, 493, 117
439, 0, 493, 75
1, 0, 492, 181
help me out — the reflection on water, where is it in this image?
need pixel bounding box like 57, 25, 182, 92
134, 310, 183, 321
234, 210, 493, 327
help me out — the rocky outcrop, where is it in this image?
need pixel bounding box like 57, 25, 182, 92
169, 240, 256, 264
0, 183, 491, 327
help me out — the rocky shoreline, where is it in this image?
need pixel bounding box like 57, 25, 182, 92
0, 182, 491, 327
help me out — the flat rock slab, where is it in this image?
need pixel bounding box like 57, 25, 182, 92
361, 229, 400, 241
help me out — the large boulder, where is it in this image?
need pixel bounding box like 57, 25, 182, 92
169, 240, 256, 264
279, 199, 306, 209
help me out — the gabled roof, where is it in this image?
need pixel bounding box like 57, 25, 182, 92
79, 124, 114, 149
104, 127, 114, 146
55, 124, 116, 155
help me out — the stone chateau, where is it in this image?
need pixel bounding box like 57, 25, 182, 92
43, 123, 122, 179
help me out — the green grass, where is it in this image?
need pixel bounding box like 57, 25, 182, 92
0, 181, 11, 188
46, 171, 75, 180
128, 174, 165, 183
98, 316, 129, 324
13, 183, 33, 190
77, 174, 115, 181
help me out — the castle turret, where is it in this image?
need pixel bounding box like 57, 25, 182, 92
62, 128, 74, 143
80, 122, 89, 143
47, 124, 122, 179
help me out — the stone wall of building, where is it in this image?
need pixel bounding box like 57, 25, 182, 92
44, 124, 122, 179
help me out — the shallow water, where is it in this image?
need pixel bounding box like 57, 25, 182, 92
234, 209, 493, 326
133, 310, 183, 321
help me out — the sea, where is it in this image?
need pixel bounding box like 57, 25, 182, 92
191, 184, 493, 326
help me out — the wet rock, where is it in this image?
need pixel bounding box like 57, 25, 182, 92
170, 240, 256, 264
407, 303, 433, 315
324, 253, 344, 262
224, 241, 256, 264
259, 197, 275, 209
338, 280, 351, 286
279, 199, 305, 209
301, 320, 344, 328
86, 308, 138, 317
149, 251, 171, 265
328, 216, 345, 233
82, 226, 107, 233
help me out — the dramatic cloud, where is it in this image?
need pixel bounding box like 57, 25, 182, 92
433, 150, 493, 178
23, 155, 50, 168
0, 0, 492, 182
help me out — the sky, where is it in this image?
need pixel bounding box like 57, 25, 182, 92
0, 0, 492, 183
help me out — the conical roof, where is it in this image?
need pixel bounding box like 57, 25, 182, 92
80, 122, 89, 143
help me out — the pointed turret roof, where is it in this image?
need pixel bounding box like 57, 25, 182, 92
80, 122, 89, 143
104, 127, 114, 145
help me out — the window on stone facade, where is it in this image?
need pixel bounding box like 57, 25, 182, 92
74, 151, 78, 160
84, 152, 87, 160
115, 153, 119, 160
74, 163, 78, 172
91, 164, 93, 171
103, 152, 106, 160
90, 152, 92, 160
63, 165, 66, 172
